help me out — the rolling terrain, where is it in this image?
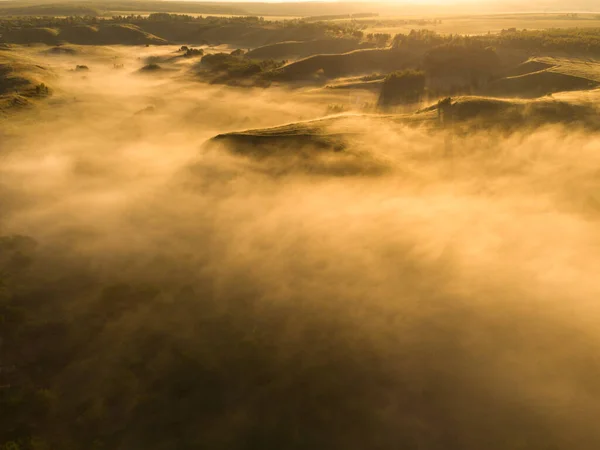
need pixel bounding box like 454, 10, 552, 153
3, 8, 600, 450
0, 46, 54, 113
267, 48, 418, 82
210, 92, 600, 158
246, 38, 375, 60
489, 56, 600, 97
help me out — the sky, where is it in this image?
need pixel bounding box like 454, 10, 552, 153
220, 0, 599, 12
171, 0, 598, 10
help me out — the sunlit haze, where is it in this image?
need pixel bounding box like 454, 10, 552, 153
2, 1, 600, 450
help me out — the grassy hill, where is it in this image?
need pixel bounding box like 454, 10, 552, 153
0, 15, 360, 47
503, 59, 554, 77
538, 56, 600, 82
209, 111, 435, 160
246, 38, 374, 60
326, 77, 384, 91
433, 95, 600, 128
212, 117, 352, 154
207, 115, 399, 175
0, 27, 61, 45
210, 93, 600, 159
488, 57, 600, 97
1, 24, 168, 46
0, 0, 247, 16
0, 47, 53, 114
193, 51, 285, 86
81, 24, 167, 45
180, 23, 334, 48
267, 49, 418, 83
489, 71, 599, 97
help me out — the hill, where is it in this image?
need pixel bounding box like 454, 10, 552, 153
0, 1, 247, 16
538, 56, 600, 82
431, 95, 600, 129
207, 115, 399, 175
129, 15, 363, 47
212, 117, 352, 154
1, 24, 168, 46
267, 49, 418, 83
489, 71, 599, 97
488, 57, 600, 97
209, 93, 600, 158
193, 51, 285, 86
503, 59, 554, 78
0, 15, 360, 47
0, 48, 53, 113
246, 38, 374, 60
0, 27, 61, 45
70, 24, 167, 45
0, 3, 101, 17
326, 78, 384, 91
177, 23, 333, 48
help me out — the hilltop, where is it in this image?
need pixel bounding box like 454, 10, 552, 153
246, 38, 375, 60
1, 23, 168, 46
266, 48, 418, 84
0, 15, 362, 47
210, 93, 600, 158
0, 47, 53, 113
488, 57, 600, 97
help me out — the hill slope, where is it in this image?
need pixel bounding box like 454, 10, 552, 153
0, 48, 53, 113
210, 94, 600, 157
0, 24, 168, 46
268, 49, 418, 82
489, 57, 600, 97
246, 39, 375, 60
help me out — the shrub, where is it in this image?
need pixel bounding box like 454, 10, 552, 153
200, 53, 284, 80
184, 48, 204, 58
139, 63, 161, 72
34, 83, 49, 96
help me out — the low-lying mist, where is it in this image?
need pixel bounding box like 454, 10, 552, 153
3, 46, 600, 450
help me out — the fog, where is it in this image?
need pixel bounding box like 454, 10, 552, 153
3, 46, 600, 449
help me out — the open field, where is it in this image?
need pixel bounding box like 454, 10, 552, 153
535, 55, 600, 80
4, 6, 600, 450
360, 13, 600, 35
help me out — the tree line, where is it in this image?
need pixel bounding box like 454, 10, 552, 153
393, 28, 600, 56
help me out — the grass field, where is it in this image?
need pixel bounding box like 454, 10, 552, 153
359, 14, 600, 35
536, 56, 600, 81
105, 12, 302, 20
485, 56, 600, 96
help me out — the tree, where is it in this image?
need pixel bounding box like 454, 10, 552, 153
375, 33, 391, 47
378, 70, 426, 108
352, 30, 364, 40
423, 43, 499, 88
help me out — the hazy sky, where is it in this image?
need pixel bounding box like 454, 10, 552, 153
184, 0, 479, 3
173, 0, 597, 9
202, 0, 599, 11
